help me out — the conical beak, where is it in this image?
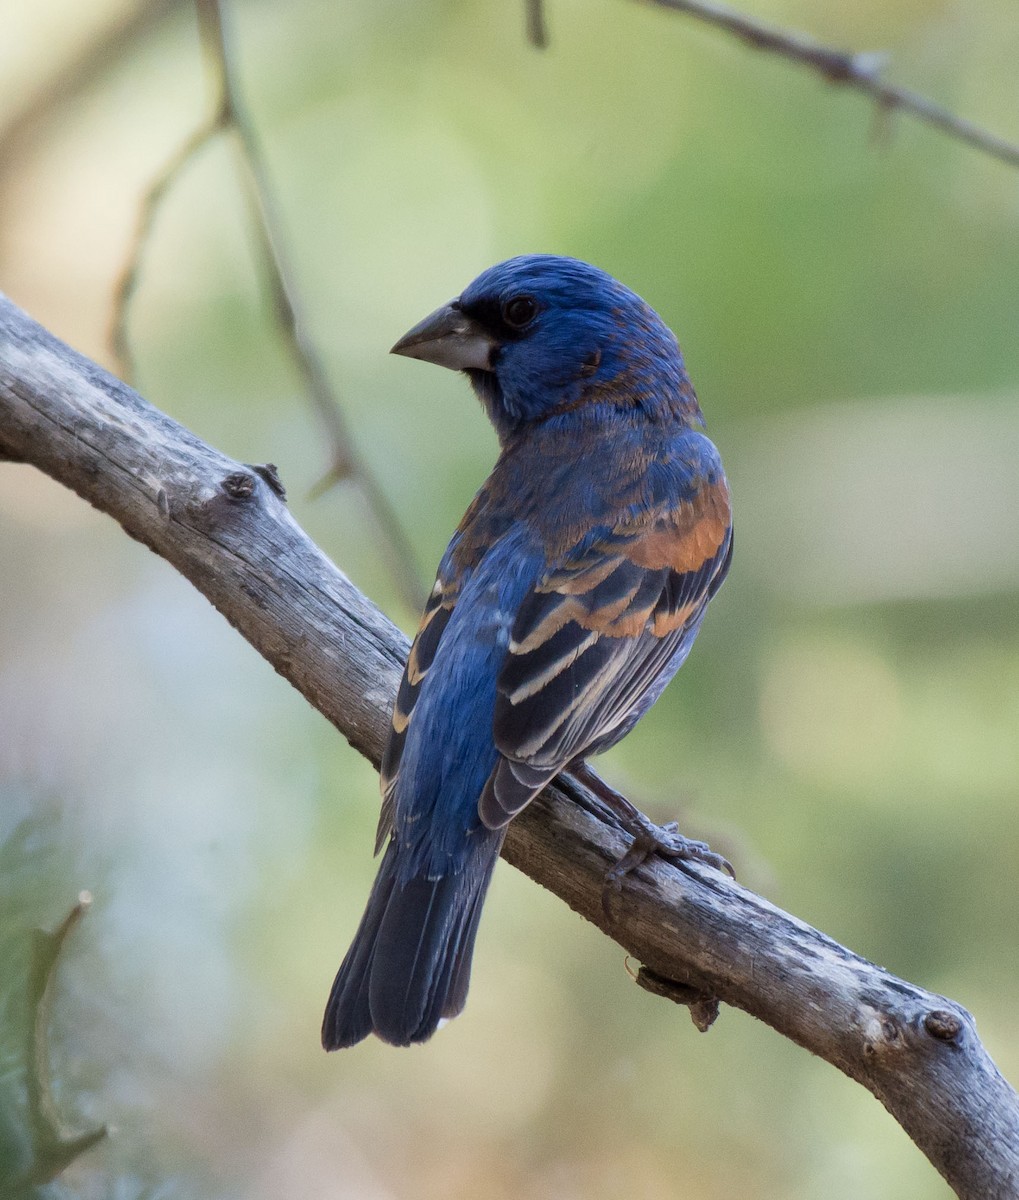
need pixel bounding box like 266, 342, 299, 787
390, 301, 499, 372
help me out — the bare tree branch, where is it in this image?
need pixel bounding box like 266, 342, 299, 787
2, 293, 1018, 1198
109, 0, 426, 612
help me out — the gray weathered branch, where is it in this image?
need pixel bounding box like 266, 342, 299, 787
1, 293, 1017, 1198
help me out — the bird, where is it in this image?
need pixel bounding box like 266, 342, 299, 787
321, 255, 732, 1050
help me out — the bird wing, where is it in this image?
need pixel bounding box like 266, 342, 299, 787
375, 572, 459, 853
479, 464, 731, 829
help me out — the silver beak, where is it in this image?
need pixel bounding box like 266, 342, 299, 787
390, 301, 499, 372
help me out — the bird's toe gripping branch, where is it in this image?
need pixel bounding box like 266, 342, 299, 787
566, 760, 734, 919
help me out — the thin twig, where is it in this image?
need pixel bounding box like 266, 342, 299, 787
525, 0, 549, 49
192, 0, 355, 475
109, 0, 426, 612
641, 0, 1019, 169
110, 118, 222, 382
198, 0, 426, 610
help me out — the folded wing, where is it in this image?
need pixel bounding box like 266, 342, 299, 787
375, 573, 458, 852
479, 464, 731, 829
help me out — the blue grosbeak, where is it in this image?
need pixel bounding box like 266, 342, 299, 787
322, 255, 732, 1049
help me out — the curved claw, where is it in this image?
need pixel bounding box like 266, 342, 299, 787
567, 762, 734, 915
654, 833, 735, 879
601, 813, 735, 918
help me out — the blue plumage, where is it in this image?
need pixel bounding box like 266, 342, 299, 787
322, 256, 732, 1049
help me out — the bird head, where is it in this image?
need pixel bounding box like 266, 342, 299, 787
391, 255, 703, 441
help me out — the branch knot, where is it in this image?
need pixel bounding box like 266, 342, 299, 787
221, 470, 256, 500
924, 1008, 963, 1043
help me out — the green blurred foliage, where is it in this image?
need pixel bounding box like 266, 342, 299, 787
1, 0, 1018, 1196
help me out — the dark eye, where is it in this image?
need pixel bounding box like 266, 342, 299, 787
501, 295, 538, 330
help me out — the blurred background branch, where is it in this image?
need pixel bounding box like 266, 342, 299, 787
524, 0, 549, 50
641, 0, 1019, 168
110, 0, 427, 613
109, 118, 221, 383
531, 0, 1019, 169
3, 294, 1019, 1199
0, 0, 183, 180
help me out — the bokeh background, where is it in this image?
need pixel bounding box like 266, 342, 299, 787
2, 1, 1018, 1196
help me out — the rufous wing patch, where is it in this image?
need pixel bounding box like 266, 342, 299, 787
624, 478, 730, 575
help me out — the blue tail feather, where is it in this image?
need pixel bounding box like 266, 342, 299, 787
322, 830, 504, 1049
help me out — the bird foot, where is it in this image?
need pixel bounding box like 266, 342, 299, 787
565, 761, 733, 918
602, 813, 734, 918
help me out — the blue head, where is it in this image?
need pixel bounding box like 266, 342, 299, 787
392, 255, 703, 441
